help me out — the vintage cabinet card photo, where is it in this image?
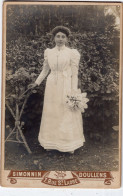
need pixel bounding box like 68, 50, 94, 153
1, 1, 122, 188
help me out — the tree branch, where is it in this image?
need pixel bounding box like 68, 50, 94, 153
5, 102, 16, 120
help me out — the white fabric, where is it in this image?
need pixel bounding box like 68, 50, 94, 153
35, 46, 85, 152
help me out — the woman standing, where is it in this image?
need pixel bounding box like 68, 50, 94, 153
30, 26, 85, 153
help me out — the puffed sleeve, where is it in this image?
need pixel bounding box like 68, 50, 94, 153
70, 49, 80, 91
35, 48, 50, 86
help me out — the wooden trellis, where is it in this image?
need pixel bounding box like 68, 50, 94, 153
5, 89, 35, 154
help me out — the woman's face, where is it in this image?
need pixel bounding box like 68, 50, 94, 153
54, 32, 67, 47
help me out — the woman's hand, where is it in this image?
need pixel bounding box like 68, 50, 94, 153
28, 83, 38, 90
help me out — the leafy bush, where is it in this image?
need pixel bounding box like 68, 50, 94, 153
6, 5, 120, 139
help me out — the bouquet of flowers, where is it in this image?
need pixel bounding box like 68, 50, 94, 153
65, 89, 89, 113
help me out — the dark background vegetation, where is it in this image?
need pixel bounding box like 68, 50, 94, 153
5, 5, 120, 171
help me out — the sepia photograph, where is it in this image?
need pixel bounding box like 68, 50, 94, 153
1, 1, 122, 188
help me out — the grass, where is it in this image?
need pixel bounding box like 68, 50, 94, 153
5, 127, 119, 171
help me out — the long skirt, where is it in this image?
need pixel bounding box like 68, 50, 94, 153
38, 72, 85, 152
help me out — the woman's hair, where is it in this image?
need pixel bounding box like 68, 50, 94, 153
51, 26, 71, 37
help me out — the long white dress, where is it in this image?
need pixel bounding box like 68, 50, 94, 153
35, 45, 85, 152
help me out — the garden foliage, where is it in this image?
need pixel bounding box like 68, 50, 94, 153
6, 5, 120, 138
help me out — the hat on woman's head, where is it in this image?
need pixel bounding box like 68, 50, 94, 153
51, 26, 71, 37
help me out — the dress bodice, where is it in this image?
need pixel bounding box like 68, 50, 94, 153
46, 46, 71, 72
35, 46, 80, 91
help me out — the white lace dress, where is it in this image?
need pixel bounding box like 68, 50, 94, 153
35, 45, 85, 152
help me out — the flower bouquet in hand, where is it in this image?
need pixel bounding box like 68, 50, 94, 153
66, 89, 89, 113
